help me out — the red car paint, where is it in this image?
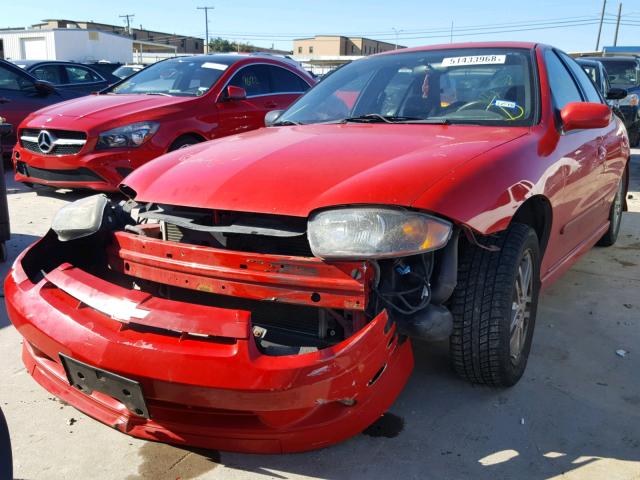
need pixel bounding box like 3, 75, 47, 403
5, 42, 629, 453
12, 55, 314, 191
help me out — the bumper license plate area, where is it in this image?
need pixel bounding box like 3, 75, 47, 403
59, 353, 149, 418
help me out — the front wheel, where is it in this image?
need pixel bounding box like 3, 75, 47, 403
597, 169, 626, 247
450, 223, 541, 387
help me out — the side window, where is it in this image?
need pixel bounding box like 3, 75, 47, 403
65, 66, 101, 84
229, 65, 270, 96
0, 64, 34, 91
558, 52, 603, 103
544, 50, 583, 110
267, 66, 310, 93
32, 65, 64, 84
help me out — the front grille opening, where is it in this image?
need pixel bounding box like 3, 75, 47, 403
143, 204, 313, 257
16, 162, 104, 183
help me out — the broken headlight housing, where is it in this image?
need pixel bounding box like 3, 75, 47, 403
96, 121, 159, 150
308, 207, 452, 259
52, 194, 123, 242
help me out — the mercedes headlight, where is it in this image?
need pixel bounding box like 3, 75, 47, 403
52, 194, 117, 241
619, 93, 639, 107
96, 121, 159, 150
308, 207, 452, 259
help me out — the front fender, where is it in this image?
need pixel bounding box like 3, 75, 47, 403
411, 132, 561, 235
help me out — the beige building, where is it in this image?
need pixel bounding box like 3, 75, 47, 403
30, 19, 203, 54
293, 36, 404, 57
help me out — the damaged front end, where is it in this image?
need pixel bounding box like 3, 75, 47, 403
6, 195, 459, 453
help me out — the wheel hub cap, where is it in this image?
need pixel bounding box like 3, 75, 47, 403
510, 250, 533, 362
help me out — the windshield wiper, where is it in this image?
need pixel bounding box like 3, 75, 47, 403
272, 120, 302, 126
144, 92, 172, 97
341, 114, 449, 124
400, 118, 451, 124
342, 114, 405, 123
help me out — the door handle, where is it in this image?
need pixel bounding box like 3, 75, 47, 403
0, 98, 10, 104
265, 101, 278, 109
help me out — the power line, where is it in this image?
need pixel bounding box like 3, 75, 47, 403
210, 14, 611, 39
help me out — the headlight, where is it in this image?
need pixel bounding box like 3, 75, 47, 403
96, 121, 159, 150
52, 194, 111, 241
308, 207, 452, 259
619, 93, 639, 107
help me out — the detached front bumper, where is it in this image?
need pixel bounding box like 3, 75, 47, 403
5, 235, 413, 453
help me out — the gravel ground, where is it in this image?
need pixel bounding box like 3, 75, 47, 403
0, 152, 638, 480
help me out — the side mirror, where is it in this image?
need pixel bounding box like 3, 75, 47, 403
264, 109, 284, 127
226, 85, 247, 101
34, 80, 55, 95
560, 102, 611, 132
606, 87, 627, 100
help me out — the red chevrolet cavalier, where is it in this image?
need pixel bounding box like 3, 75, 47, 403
12, 54, 314, 191
6, 42, 629, 453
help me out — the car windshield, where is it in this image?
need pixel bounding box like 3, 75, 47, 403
599, 60, 639, 87
109, 58, 228, 96
278, 48, 535, 126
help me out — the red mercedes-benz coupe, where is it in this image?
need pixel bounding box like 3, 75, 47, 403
6, 42, 629, 453
12, 54, 314, 191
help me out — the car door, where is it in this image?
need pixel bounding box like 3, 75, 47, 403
560, 52, 626, 227
215, 64, 274, 138
544, 50, 613, 262
264, 65, 311, 110
62, 65, 108, 94
0, 62, 59, 150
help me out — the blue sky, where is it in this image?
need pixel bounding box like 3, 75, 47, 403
3, 0, 639, 52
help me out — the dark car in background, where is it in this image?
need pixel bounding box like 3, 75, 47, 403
576, 58, 626, 123
13, 60, 119, 94
584, 55, 640, 145
0, 60, 77, 155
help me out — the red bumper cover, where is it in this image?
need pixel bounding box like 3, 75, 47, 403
5, 236, 413, 453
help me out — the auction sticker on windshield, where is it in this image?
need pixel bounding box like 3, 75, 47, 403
201, 62, 228, 70
442, 55, 506, 66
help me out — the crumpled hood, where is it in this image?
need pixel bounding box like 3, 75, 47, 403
26, 94, 193, 123
124, 123, 528, 217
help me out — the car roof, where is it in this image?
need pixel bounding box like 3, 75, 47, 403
583, 56, 639, 62
376, 41, 539, 57
162, 53, 306, 71
576, 58, 601, 66
12, 60, 97, 68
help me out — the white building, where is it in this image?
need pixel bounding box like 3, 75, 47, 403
0, 28, 133, 63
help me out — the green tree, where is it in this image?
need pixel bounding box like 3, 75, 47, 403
208, 37, 259, 53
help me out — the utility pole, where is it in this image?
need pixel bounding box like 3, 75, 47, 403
595, 0, 607, 51
450, 21, 454, 43
197, 6, 214, 53
614, 2, 622, 46
392, 27, 402, 50
119, 14, 135, 36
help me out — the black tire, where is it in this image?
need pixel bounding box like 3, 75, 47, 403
597, 169, 626, 247
450, 223, 540, 387
629, 128, 640, 148
169, 135, 203, 151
